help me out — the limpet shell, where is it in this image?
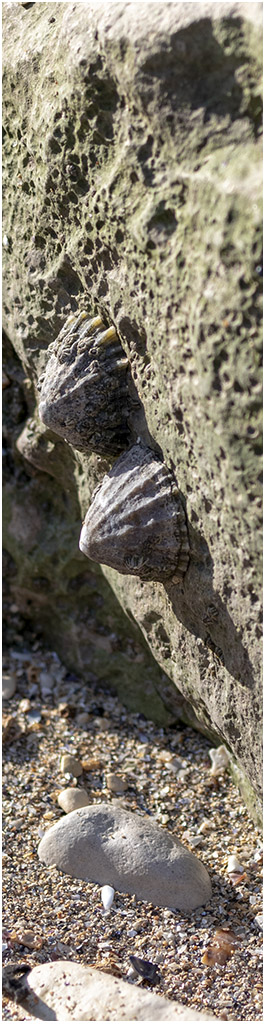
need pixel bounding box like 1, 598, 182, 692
202, 927, 240, 966
38, 310, 130, 456
79, 443, 189, 582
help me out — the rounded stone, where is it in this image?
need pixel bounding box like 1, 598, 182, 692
57, 788, 90, 813
38, 802, 211, 911
60, 754, 83, 777
105, 772, 128, 794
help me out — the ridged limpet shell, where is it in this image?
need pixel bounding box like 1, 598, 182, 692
38, 311, 130, 456
79, 443, 189, 582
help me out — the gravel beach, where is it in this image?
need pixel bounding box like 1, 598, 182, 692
2, 641, 263, 1021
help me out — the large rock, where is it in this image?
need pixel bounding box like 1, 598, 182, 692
38, 802, 212, 911
2, 3, 262, 819
9, 959, 223, 1021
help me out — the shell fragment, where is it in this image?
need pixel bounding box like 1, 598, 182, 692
101, 885, 115, 912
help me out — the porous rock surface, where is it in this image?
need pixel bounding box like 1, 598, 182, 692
38, 802, 212, 911
2, 2, 262, 819
15, 959, 222, 1021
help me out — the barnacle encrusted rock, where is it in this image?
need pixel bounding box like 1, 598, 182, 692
38, 802, 212, 911
38, 311, 130, 456
2, 2, 262, 821
79, 443, 189, 582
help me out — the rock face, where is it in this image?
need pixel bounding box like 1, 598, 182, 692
2, 3, 262, 819
38, 802, 212, 911
10, 959, 222, 1021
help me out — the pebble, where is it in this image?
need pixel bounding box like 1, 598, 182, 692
101, 885, 115, 911
11, 926, 42, 949
189, 836, 202, 848
38, 802, 212, 911
12, 960, 222, 1020
19, 698, 31, 712
39, 670, 54, 697
2, 643, 263, 1022
94, 717, 110, 731
227, 854, 245, 874
75, 711, 90, 726
60, 754, 83, 777
57, 788, 90, 813
106, 772, 128, 794
198, 818, 210, 834
209, 745, 230, 776
27, 708, 42, 724
2, 673, 16, 699
157, 750, 173, 764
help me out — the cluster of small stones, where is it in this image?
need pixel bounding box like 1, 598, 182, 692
2, 642, 263, 1021
38, 311, 190, 583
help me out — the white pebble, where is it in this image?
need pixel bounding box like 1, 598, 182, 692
209, 745, 230, 776
101, 884, 115, 911
227, 854, 245, 874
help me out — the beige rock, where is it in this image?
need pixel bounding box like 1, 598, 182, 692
60, 754, 83, 777
106, 772, 128, 794
17, 959, 224, 1020
38, 802, 211, 911
57, 787, 90, 813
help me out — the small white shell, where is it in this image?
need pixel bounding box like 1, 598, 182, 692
209, 745, 230, 777
101, 884, 115, 911
227, 855, 245, 874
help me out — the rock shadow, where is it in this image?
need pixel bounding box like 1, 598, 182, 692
165, 520, 255, 690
